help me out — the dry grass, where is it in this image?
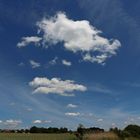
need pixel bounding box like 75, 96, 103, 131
84, 132, 120, 140
125, 138, 140, 140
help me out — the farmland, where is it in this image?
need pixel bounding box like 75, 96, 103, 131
0, 133, 78, 140
84, 132, 120, 140
0, 132, 139, 140
84, 132, 140, 140
0, 124, 140, 140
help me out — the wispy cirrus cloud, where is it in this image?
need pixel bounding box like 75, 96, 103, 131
26, 108, 33, 112
89, 83, 112, 94
97, 118, 103, 122
29, 60, 41, 68
49, 57, 58, 65
44, 120, 52, 123
124, 82, 140, 88
29, 77, 87, 96
18, 62, 25, 67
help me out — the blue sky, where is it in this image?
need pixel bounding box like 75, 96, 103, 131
0, 0, 140, 130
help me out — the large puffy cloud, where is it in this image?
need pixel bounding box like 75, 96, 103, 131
29, 77, 87, 96
17, 36, 42, 48
37, 12, 121, 64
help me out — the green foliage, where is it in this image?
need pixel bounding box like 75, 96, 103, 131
76, 124, 104, 140
110, 124, 140, 139
124, 125, 140, 138
29, 126, 68, 133
77, 124, 84, 140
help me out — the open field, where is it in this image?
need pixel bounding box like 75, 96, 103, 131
0, 132, 139, 140
0, 133, 77, 140
84, 132, 120, 140
84, 132, 140, 140
125, 138, 140, 140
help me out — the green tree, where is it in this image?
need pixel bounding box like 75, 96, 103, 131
77, 124, 84, 140
124, 124, 140, 138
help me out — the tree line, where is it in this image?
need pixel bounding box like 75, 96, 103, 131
1, 124, 140, 140
0, 125, 104, 134
76, 124, 140, 140
110, 124, 140, 139
0, 126, 68, 133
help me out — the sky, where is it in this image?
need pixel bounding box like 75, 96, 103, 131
0, 0, 140, 130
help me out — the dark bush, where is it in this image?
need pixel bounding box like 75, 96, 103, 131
124, 124, 140, 138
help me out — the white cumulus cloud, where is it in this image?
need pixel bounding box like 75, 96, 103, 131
32, 120, 51, 124
67, 104, 77, 108
37, 12, 121, 64
65, 112, 80, 116
62, 59, 72, 66
4, 120, 22, 128
17, 36, 42, 48
32, 120, 42, 124
29, 77, 87, 96
29, 60, 41, 68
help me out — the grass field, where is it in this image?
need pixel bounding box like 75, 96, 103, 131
125, 138, 140, 140
0, 133, 78, 140
84, 132, 140, 140
0, 133, 139, 140
84, 132, 120, 140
